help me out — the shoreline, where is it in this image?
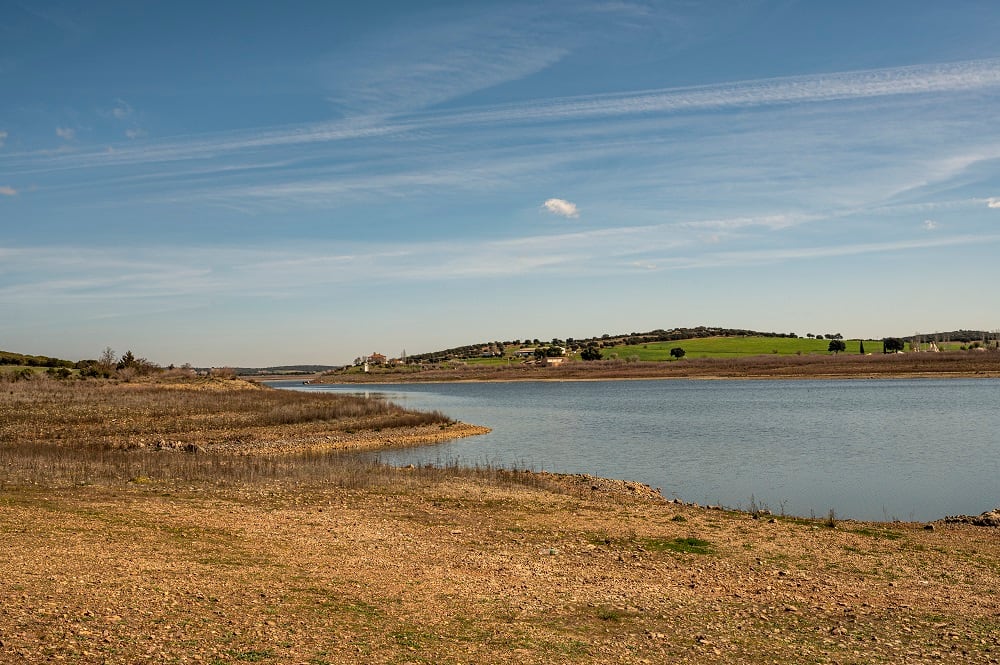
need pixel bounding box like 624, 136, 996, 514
304, 351, 1000, 385
307, 370, 1000, 385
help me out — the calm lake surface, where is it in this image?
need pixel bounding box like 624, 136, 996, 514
270, 378, 999, 521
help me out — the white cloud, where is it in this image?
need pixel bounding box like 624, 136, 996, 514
112, 99, 133, 119
0, 130, 7, 148
125, 128, 147, 140
0, 185, 17, 196
55, 126, 75, 140
988, 198, 1000, 208
543, 198, 579, 218
923, 219, 939, 231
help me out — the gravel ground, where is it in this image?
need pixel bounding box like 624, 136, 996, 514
2, 474, 998, 664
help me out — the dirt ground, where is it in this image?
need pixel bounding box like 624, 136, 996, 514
2, 473, 998, 664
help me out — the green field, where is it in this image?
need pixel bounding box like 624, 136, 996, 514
455, 337, 879, 365
604, 336, 871, 360
462, 356, 516, 366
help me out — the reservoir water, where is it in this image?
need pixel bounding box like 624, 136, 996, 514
271, 378, 999, 521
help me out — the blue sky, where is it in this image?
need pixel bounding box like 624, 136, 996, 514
2, 1, 1000, 366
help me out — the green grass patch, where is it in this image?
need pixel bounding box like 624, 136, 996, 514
391, 629, 439, 649
642, 537, 714, 554
462, 356, 521, 366
596, 606, 626, 622
603, 336, 876, 360
225, 649, 274, 662
849, 527, 903, 540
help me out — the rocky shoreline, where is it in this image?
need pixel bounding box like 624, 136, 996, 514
942, 508, 1000, 527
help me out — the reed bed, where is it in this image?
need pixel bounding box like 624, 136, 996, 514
0, 377, 450, 450
0, 438, 558, 497
0, 377, 549, 495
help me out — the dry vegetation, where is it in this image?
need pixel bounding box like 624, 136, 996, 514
316, 350, 1000, 383
1, 377, 998, 664
0, 376, 480, 455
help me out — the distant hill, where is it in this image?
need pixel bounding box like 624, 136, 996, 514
904, 330, 998, 343
407, 326, 802, 363
0, 349, 76, 368
227, 365, 341, 376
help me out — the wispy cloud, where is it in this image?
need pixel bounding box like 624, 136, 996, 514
111, 99, 133, 119
923, 219, 939, 231
320, 5, 570, 116
677, 213, 816, 231
125, 128, 147, 140
8, 228, 997, 308
10, 57, 999, 177
55, 126, 75, 141
418, 57, 1000, 129
543, 198, 579, 218
0, 185, 17, 196
0, 130, 7, 148
988, 198, 1000, 208
674, 234, 1000, 270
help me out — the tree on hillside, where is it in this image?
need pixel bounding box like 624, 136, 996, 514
581, 345, 602, 361
828, 339, 846, 354
883, 337, 905, 353
670, 347, 686, 359
859, 340, 865, 354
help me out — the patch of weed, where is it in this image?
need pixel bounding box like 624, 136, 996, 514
642, 537, 714, 554
391, 629, 438, 649
596, 606, 625, 622
227, 649, 274, 662
850, 527, 903, 540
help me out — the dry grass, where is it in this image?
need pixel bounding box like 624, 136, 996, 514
0, 376, 502, 493
0, 376, 452, 451
0, 437, 569, 496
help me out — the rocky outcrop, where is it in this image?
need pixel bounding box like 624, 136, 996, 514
942, 508, 1000, 527
532, 472, 666, 501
